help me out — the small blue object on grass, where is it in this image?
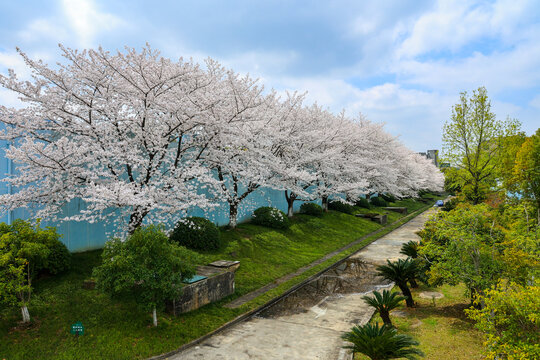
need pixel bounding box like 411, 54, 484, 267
70, 321, 84, 336
435, 200, 444, 207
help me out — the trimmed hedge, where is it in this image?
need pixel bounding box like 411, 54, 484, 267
300, 202, 324, 216
355, 197, 371, 209
328, 201, 355, 214
251, 207, 291, 229
170, 217, 221, 251
370, 196, 388, 207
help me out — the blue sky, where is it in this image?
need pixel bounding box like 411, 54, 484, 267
0, 0, 539, 152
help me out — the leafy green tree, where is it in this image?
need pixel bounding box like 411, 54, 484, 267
512, 128, 540, 222
362, 290, 406, 327
0, 220, 53, 323
442, 167, 465, 195
418, 204, 504, 306
466, 280, 540, 360
342, 322, 424, 360
376, 259, 418, 307
442, 87, 519, 204
496, 132, 526, 193
93, 225, 197, 327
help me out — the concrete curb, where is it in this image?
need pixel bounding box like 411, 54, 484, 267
147, 201, 437, 360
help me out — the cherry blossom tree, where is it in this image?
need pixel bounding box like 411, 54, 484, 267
0, 44, 444, 234
197, 62, 279, 228
0, 45, 228, 234
264, 97, 321, 217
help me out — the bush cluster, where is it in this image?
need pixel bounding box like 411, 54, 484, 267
370, 196, 388, 207
442, 197, 459, 212
355, 197, 371, 209
251, 207, 290, 229
328, 201, 355, 214
380, 193, 396, 203
169, 217, 221, 251
300, 202, 323, 216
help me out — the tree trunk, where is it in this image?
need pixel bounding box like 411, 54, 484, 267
285, 191, 296, 218
321, 196, 329, 212
398, 283, 414, 307
470, 287, 484, 309
128, 207, 148, 235
472, 182, 480, 205
229, 203, 238, 228
287, 202, 294, 217
409, 278, 419, 288
21, 305, 30, 323
152, 306, 158, 327
380, 310, 392, 326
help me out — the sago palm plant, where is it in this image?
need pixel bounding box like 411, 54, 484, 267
362, 289, 406, 327
400, 241, 419, 258
342, 323, 424, 360
376, 258, 418, 307
400, 242, 420, 288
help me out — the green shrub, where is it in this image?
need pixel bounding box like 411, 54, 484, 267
380, 193, 396, 203
328, 201, 355, 214
42, 238, 71, 274
370, 196, 388, 207
355, 197, 371, 209
442, 197, 459, 211
170, 217, 221, 251
300, 202, 323, 216
251, 207, 290, 229
0, 219, 71, 276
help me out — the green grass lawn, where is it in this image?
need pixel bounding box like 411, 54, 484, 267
0, 196, 439, 360
359, 283, 484, 360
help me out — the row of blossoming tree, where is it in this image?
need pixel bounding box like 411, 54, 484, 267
0, 45, 443, 233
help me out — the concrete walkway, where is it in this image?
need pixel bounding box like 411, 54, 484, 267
172, 208, 436, 360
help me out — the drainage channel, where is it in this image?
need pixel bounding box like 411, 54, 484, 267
255, 258, 392, 319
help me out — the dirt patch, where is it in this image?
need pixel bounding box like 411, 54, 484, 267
419, 291, 444, 299
392, 310, 409, 318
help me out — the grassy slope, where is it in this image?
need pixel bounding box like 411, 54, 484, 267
0, 197, 437, 360
358, 283, 484, 360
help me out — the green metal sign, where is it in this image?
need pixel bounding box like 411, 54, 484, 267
70, 321, 84, 336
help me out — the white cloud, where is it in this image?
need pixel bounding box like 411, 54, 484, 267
397, 0, 536, 58
61, 0, 125, 48
18, 19, 69, 44
396, 39, 540, 93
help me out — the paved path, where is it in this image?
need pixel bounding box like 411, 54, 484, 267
172, 208, 436, 360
